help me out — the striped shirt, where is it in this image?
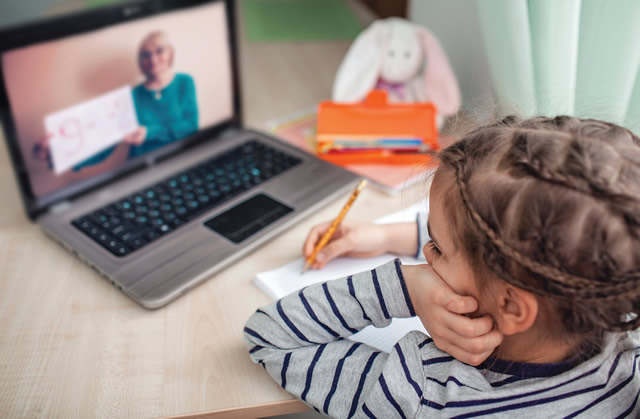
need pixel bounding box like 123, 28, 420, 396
244, 259, 640, 418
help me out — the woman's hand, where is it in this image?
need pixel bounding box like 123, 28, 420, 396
402, 264, 503, 366
32, 132, 53, 162
123, 126, 147, 145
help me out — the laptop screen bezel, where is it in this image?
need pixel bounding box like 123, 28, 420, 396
0, 0, 242, 220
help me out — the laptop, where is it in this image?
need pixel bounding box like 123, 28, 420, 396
0, 0, 358, 309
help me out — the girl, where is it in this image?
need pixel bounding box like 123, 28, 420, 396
244, 116, 640, 418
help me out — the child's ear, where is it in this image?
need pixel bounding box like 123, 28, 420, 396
493, 285, 539, 336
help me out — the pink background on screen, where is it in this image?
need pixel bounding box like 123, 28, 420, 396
2, 2, 233, 198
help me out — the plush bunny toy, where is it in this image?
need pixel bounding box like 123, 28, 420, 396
333, 17, 461, 118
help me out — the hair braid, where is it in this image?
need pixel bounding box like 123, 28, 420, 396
455, 164, 640, 301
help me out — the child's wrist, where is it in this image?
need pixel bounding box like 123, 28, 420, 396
379, 224, 392, 253
400, 264, 419, 305
382, 223, 403, 254
382, 223, 419, 256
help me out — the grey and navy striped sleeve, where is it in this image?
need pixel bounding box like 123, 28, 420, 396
243, 259, 425, 417
244, 258, 640, 418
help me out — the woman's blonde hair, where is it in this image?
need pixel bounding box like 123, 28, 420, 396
137, 31, 174, 73
437, 115, 640, 339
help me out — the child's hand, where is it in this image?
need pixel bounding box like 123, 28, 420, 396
303, 221, 420, 270
402, 264, 503, 366
303, 221, 389, 270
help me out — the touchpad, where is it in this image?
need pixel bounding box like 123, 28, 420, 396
204, 194, 293, 243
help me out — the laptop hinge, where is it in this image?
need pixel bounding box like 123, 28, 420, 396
50, 201, 72, 214
221, 127, 242, 138
145, 155, 157, 168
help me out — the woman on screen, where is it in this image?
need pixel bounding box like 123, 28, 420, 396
120, 30, 199, 155
35, 31, 199, 171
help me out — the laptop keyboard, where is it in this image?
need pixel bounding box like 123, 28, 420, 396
71, 140, 302, 257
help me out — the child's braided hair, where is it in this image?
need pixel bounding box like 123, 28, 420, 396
438, 115, 640, 336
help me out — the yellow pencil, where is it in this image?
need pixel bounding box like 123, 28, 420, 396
302, 179, 367, 274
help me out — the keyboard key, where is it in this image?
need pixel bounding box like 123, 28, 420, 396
115, 246, 129, 256
111, 224, 126, 236
73, 218, 93, 232
121, 228, 149, 243
146, 231, 160, 241
129, 238, 147, 250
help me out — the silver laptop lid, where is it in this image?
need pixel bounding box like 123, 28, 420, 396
0, 0, 241, 220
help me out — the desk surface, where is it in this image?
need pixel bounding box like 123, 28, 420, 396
0, 3, 431, 418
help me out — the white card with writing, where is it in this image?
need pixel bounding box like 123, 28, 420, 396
45, 85, 138, 174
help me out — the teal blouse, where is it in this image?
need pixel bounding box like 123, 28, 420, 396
74, 73, 198, 169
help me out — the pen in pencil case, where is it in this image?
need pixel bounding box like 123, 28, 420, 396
318, 138, 424, 152
330, 138, 424, 145
330, 145, 424, 150
317, 150, 436, 165
324, 146, 425, 153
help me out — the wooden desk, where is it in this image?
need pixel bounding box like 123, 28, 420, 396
0, 3, 428, 418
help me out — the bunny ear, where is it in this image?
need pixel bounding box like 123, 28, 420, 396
332, 21, 387, 102
415, 27, 461, 116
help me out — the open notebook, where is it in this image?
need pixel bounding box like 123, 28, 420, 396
253, 202, 429, 352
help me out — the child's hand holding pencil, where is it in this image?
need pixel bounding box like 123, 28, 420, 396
302, 179, 421, 271
302, 179, 367, 273
302, 220, 389, 271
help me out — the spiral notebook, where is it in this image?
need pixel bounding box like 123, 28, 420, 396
253, 203, 429, 352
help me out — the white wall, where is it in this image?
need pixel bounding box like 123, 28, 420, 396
409, 0, 496, 123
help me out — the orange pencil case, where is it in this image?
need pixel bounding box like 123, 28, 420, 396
316, 90, 439, 165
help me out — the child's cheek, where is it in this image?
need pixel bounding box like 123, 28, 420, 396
422, 245, 433, 264
442, 261, 477, 298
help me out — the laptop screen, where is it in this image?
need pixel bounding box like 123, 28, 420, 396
0, 1, 234, 210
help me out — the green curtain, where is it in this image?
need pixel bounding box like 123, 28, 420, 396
476, 0, 640, 132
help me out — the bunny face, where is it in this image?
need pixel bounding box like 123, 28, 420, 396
379, 23, 423, 84
333, 17, 460, 116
